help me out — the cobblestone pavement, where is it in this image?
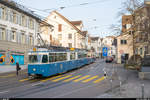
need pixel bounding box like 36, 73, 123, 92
97, 63, 150, 98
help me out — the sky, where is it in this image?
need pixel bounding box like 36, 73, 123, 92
14, 0, 128, 38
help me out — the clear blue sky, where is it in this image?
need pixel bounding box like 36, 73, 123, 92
14, 0, 127, 38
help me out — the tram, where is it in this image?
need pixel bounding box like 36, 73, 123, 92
28, 48, 95, 77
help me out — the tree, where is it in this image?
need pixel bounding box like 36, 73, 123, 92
118, 0, 146, 63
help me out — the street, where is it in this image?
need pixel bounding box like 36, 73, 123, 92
1, 59, 150, 98
0, 59, 119, 98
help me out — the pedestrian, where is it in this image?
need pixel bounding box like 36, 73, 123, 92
16, 62, 21, 76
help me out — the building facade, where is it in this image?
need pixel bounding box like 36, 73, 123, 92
90, 37, 102, 58
102, 36, 116, 58
44, 11, 86, 49
116, 33, 133, 63
0, 0, 40, 65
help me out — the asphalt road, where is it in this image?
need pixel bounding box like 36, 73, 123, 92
0, 59, 119, 98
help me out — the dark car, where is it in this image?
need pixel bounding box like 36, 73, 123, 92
105, 56, 113, 63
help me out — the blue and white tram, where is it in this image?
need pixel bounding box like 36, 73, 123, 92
28, 50, 95, 77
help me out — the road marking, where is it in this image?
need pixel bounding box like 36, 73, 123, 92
0, 90, 9, 94
0, 74, 16, 78
82, 75, 99, 83
63, 75, 82, 82
19, 78, 29, 82
32, 82, 43, 86
51, 75, 72, 82
93, 76, 105, 83
41, 75, 62, 82
73, 75, 90, 82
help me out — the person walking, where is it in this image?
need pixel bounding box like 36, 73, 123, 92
16, 62, 20, 76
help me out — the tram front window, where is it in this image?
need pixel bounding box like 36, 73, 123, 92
29, 55, 41, 63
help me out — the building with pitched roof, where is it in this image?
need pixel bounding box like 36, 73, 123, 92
44, 11, 86, 49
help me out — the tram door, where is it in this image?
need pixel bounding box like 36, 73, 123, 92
10, 55, 24, 65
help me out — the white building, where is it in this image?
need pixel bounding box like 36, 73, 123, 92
102, 36, 116, 58
0, 0, 40, 65
90, 37, 102, 58
44, 11, 86, 49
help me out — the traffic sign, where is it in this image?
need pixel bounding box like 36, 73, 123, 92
102, 47, 108, 57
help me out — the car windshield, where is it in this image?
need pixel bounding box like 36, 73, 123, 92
29, 55, 41, 64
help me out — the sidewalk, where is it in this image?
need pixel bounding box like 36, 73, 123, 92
0, 65, 27, 74
97, 63, 150, 98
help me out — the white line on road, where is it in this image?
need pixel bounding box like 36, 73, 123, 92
31, 82, 43, 86
0, 90, 9, 94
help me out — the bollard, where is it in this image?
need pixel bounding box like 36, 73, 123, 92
120, 81, 122, 94
141, 84, 144, 98
110, 79, 113, 93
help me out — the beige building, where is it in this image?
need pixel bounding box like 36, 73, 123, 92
116, 33, 133, 63
44, 11, 86, 49
0, 0, 40, 65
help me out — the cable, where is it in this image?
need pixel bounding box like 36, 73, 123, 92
17, 0, 110, 14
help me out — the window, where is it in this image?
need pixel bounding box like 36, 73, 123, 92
13, 12, 17, 24
12, 31, 16, 42
21, 33, 25, 44
49, 53, 55, 62
68, 43, 72, 48
68, 34, 72, 39
58, 34, 62, 40
140, 48, 143, 55
145, 46, 148, 54
42, 55, 48, 63
29, 18, 34, 29
49, 53, 67, 62
135, 48, 138, 54
120, 40, 127, 44
22, 15, 26, 27
0, 7, 5, 20
9, 11, 13, 22
50, 35, 52, 41
70, 53, 75, 60
58, 24, 62, 32
126, 24, 131, 29
29, 35, 33, 45
29, 55, 41, 63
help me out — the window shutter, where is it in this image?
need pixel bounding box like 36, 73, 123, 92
0, 28, 2, 40
0, 8, 2, 19
18, 32, 21, 43
25, 34, 28, 44
32, 37, 34, 46
5, 29, 8, 41
7, 29, 10, 41
58, 24, 62, 32
16, 32, 18, 43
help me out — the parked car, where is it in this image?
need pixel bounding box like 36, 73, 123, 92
105, 56, 113, 63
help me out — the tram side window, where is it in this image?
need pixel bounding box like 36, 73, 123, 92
70, 53, 75, 60
78, 53, 87, 59
42, 55, 48, 63
63, 53, 67, 60
56, 53, 67, 62
49, 53, 55, 62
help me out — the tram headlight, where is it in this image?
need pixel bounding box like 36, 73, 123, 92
33, 68, 36, 71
